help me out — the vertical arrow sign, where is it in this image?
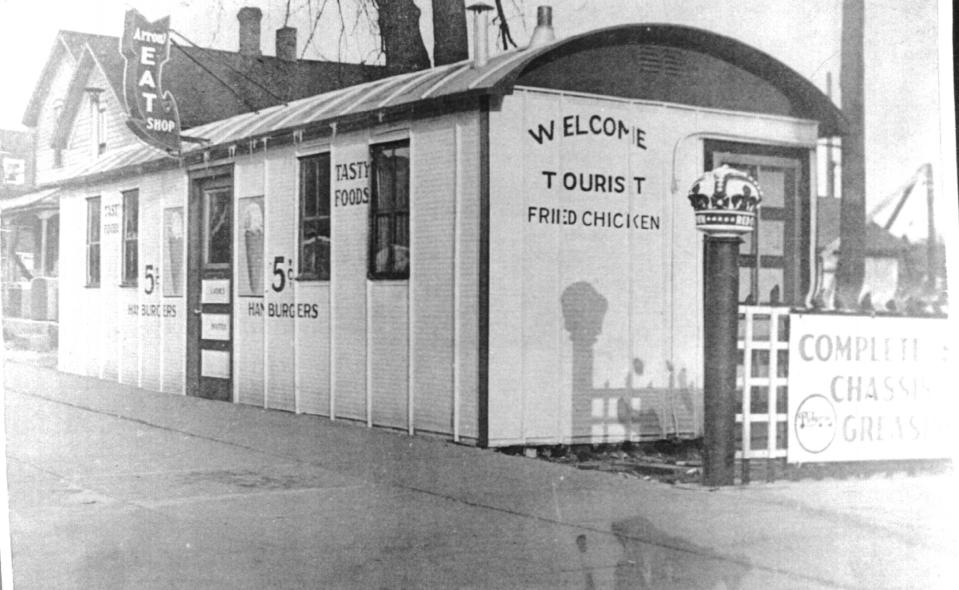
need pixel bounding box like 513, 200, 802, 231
120, 9, 181, 154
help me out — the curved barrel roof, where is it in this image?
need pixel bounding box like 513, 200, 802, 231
52, 23, 846, 186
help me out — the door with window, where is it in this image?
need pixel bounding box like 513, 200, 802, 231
186, 169, 234, 401
705, 141, 811, 305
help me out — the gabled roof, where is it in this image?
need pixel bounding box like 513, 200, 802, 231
43, 23, 847, 188
23, 30, 391, 129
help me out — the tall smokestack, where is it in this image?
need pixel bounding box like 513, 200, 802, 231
837, 0, 866, 307
237, 6, 262, 57
276, 26, 297, 62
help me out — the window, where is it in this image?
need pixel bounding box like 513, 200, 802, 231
369, 140, 410, 279
204, 187, 232, 266
298, 153, 331, 280
52, 99, 64, 168
86, 197, 101, 287
705, 140, 809, 305
89, 91, 106, 156
121, 190, 138, 286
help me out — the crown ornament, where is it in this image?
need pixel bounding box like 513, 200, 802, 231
687, 165, 762, 236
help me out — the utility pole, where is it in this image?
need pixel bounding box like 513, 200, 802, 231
837, 0, 866, 307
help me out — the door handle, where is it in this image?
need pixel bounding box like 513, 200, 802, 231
193, 308, 201, 316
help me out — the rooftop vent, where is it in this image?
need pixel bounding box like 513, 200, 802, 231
527, 6, 555, 48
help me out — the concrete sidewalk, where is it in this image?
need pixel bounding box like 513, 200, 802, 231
3, 361, 957, 589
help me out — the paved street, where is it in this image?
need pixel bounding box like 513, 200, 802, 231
3, 360, 957, 589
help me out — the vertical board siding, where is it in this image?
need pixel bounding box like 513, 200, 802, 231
264, 152, 296, 411
139, 178, 162, 392
368, 283, 408, 429
235, 159, 266, 406
295, 283, 330, 415
487, 96, 527, 443
331, 138, 369, 421
161, 172, 187, 395
410, 120, 455, 435
454, 114, 481, 441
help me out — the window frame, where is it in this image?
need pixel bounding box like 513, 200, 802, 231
367, 139, 410, 281
86, 196, 101, 288
121, 189, 139, 287
297, 152, 332, 281
703, 140, 810, 305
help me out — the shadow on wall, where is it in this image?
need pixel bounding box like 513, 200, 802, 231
561, 281, 698, 443
575, 519, 751, 590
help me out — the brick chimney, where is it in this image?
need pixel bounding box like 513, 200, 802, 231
237, 7, 262, 57
276, 26, 297, 62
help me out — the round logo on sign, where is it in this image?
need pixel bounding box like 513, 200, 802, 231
794, 394, 836, 454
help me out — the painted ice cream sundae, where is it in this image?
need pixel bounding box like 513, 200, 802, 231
165, 209, 183, 295
242, 200, 264, 294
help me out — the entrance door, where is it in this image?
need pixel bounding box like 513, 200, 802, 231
186, 169, 234, 401
705, 141, 810, 305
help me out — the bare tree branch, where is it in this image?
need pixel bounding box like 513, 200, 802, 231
493, 0, 517, 50
301, 0, 332, 59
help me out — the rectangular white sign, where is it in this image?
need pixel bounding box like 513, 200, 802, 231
2, 158, 25, 185
200, 349, 230, 379
201, 279, 230, 304
201, 313, 230, 341
787, 314, 954, 462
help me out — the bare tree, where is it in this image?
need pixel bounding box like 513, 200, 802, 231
431, 0, 468, 66
373, 0, 431, 70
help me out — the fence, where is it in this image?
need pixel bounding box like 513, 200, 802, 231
736, 305, 790, 481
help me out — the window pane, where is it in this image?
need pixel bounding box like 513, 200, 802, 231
298, 154, 331, 279
317, 158, 331, 217
373, 215, 391, 274
302, 157, 318, 218
375, 151, 395, 210
369, 141, 409, 279
88, 244, 100, 285
88, 198, 100, 243
316, 217, 330, 280
205, 189, 231, 265
124, 240, 137, 283
758, 219, 784, 257
87, 198, 100, 285
393, 147, 410, 210
122, 190, 138, 283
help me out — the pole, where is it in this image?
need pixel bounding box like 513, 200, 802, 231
702, 235, 741, 486
837, 0, 866, 307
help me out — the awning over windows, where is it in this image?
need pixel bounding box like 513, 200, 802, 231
0, 188, 60, 214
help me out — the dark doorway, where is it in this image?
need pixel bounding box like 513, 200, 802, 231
186, 167, 234, 401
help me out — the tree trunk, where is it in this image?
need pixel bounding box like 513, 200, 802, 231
375, 0, 431, 72
431, 0, 468, 66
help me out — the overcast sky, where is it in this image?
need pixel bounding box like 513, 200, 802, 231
0, 0, 950, 216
